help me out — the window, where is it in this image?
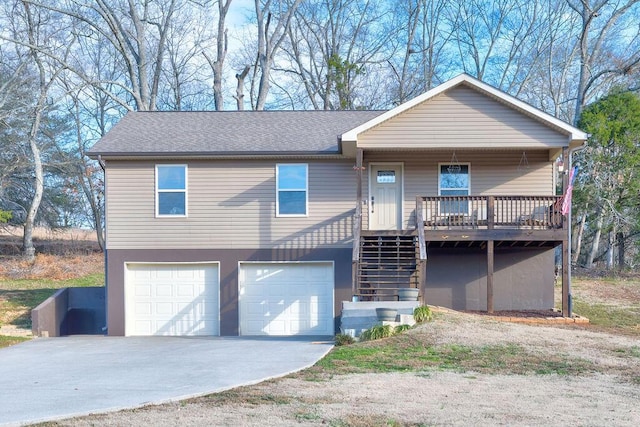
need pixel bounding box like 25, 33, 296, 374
376, 170, 396, 184
439, 163, 470, 214
156, 165, 187, 216
276, 164, 308, 216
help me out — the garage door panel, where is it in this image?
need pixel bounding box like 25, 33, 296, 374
125, 263, 219, 336
240, 263, 334, 336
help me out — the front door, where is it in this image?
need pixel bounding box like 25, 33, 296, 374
369, 164, 403, 230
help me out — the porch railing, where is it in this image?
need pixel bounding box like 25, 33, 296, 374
416, 195, 564, 230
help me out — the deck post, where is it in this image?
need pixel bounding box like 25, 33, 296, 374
487, 196, 495, 229
561, 148, 570, 317
562, 239, 570, 316
487, 239, 494, 313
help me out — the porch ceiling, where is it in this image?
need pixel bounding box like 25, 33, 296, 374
342, 143, 563, 161
425, 240, 561, 249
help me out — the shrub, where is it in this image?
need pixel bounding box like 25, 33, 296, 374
413, 305, 433, 323
334, 333, 355, 346
394, 324, 411, 334
360, 324, 394, 341
0, 210, 12, 223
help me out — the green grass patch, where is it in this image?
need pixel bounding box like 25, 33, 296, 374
308, 335, 593, 378
613, 346, 640, 359
0, 288, 58, 328
0, 273, 104, 290
0, 273, 104, 329
572, 299, 640, 336
0, 335, 29, 349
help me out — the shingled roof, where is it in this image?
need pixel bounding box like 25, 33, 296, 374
88, 110, 383, 157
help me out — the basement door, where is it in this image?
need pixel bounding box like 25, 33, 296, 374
369, 163, 403, 230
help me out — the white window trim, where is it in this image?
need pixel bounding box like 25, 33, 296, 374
437, 162, 471, 195
438, 162, 471, 215
155, 164, 188, 218
276, 163, 308, 217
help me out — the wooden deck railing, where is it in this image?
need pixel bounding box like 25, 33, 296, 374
416, 195, 564, 230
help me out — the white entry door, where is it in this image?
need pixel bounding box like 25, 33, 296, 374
369, 164, 403, 230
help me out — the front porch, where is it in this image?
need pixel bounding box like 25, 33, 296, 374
351, 194, 571, 317
340, 75, 584, 321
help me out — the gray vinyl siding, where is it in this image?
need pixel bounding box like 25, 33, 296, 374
363, 151, 553, 230
105, 160, 355, 250
358, 85, 569, 149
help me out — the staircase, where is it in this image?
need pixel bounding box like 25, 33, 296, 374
355, 233, 420, 301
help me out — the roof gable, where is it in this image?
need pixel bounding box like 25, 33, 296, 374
341, 74, 588, 146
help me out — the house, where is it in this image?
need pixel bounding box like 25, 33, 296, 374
87, 74, 588, 337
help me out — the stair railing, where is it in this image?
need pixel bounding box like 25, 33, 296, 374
415, 196, 427, 260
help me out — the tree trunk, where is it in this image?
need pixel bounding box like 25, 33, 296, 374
21, 1, 47, 261
234, 66, 250, 111
586, 207, 604, 268
22, 126, 44, 261
253, 0, 302, 110
204, 0, 231, 111
605, 229, 614, 270
617, 231, 625, 269
572, 211, 587, 264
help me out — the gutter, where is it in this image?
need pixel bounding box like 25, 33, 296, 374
566, 137, 589, 316
97, 154, 106, 172
97, 154, 108, 334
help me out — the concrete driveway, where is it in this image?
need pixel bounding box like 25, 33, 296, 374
0, 335, 333, 426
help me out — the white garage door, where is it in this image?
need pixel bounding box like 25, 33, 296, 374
125, 263, 219, 336
239, 262, 334, 336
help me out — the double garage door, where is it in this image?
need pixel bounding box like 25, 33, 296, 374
125, 262, 334, 336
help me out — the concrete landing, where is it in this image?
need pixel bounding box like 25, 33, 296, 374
340, 301, 420, 337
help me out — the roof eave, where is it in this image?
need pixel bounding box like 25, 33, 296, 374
87, 150, 346, 160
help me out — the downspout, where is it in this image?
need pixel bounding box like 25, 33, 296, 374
566, 139, 588, 316
98, 155, 108, 334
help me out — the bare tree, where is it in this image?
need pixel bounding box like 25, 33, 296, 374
386, 0, 451, 104
447, 0, 544, 91
252, 0, 302, 110
20, 1, 72, 260
203, 0, 233, 111
566, 0, 640, 124
234, 65, 250, 110
159, 5, 212, 110
30, 0, 180, 111
283, 0, 392, 109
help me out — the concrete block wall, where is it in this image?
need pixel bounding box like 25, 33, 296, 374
32, 287, 106, 337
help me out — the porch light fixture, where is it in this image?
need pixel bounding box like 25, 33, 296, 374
557, 158, 565, 173
447, 152, 461, 174
517, 151, 529, 172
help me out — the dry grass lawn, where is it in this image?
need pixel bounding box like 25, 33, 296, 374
2, 227, 637, 426
38, 270, 640, 427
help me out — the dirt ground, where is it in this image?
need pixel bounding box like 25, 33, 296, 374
49, 310, 640, 427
